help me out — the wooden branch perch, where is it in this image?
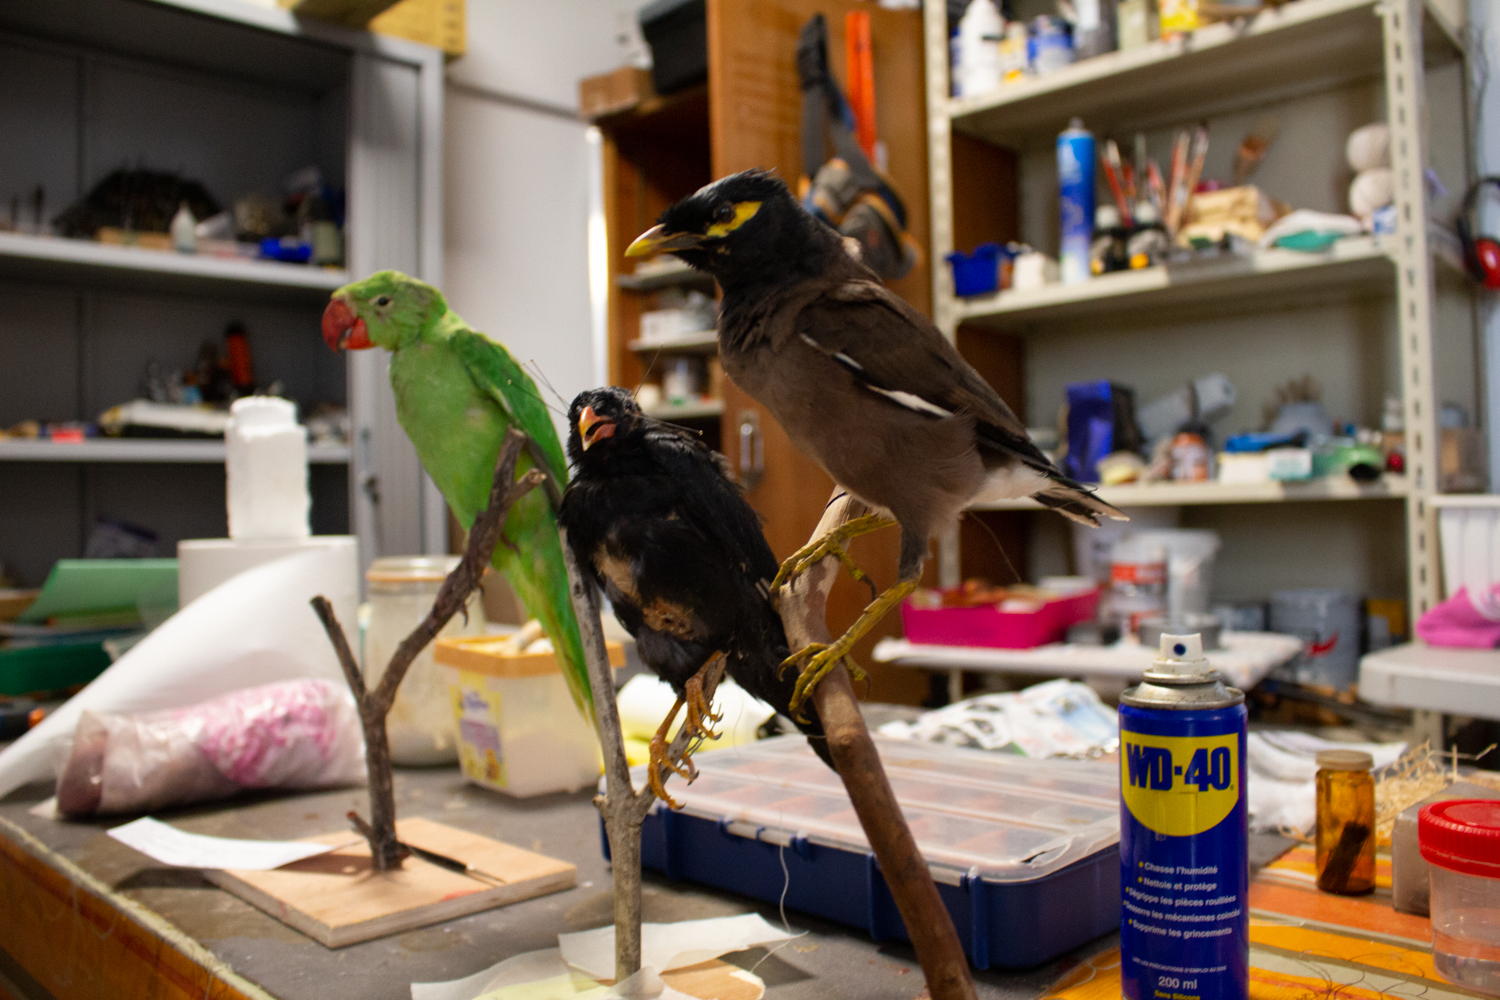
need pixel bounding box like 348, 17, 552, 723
311, 427, 544, 871
773, 491, 977, 1000
559, 528, 726, 983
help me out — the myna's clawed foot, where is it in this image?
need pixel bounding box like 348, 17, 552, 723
783, 578, 917, 716
682, 657, 724, 744
648, 653, 727, 808
771, 514, 895, 597
647, 698, 692, 808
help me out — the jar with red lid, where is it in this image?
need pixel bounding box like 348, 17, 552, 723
1420, 799, 1500, 994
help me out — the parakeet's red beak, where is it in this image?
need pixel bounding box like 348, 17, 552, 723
578, 406, 615, 450
321, 297, 371, 351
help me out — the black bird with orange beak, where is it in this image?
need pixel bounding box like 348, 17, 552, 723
628, 170, 1126, 712
558, 387, 830, 805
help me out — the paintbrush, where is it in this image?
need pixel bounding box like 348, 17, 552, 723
1180, 124, 1210, 233
1101, 139, 1134, 226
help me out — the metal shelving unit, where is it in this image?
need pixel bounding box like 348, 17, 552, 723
0, 439, 351, 464
0, 231, 348, 302
971, 475, 1409, 510
923, 0, 1477, 618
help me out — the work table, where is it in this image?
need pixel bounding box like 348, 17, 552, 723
0, 766, 1104, 1000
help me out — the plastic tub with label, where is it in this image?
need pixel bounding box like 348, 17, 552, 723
621, 735, 1120, 969
435, 634, 622, 798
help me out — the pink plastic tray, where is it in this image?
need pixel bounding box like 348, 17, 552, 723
899, 588, 1100, 649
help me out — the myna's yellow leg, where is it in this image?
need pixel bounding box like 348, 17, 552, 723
771, 514, 895, 596
647, 698, 692, 808
682, 659, 724, 744
648, 652, 726, 808
782, 577, 918, 715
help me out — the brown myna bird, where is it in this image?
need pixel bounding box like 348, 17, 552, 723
626, 170, 1126, 711
558, 387, 830, 806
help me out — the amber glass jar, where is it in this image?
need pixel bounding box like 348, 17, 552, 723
1315, 749, 1376, 895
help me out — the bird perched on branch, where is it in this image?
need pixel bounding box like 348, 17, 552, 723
627, 170, 1125, 712
320, 271, 593, 726
558, 387, 830, 805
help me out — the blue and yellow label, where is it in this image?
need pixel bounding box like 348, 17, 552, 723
1121, 731, 1239, 836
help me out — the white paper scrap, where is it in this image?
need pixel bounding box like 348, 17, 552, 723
558, 914, 796, 983
107, 817, 341, 871
411, 950, 700, 1000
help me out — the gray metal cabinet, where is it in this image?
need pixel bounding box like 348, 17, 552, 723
0, 0, 445, 585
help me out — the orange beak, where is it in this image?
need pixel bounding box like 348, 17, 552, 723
321, 297, 371, 351
578, 406, 615, 450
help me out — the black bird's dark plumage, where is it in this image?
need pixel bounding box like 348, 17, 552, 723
558, 386, 831, 767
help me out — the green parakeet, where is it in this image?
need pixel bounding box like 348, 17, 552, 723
321, 270, 593, 726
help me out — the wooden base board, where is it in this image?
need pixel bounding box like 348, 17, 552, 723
206, 817, 574, 948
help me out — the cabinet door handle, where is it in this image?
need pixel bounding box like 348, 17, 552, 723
738, 409, 764, 491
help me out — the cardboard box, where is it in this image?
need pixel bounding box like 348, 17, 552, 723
579, 67, 654, 121
280, 0, 466, 58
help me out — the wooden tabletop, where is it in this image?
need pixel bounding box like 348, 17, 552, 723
0, 762, 1134, 1000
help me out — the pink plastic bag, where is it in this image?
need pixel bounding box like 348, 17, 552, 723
56, 679, 365, 817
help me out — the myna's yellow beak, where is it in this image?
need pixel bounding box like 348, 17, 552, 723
578, 406, 615, 450
625, 224, 704, 258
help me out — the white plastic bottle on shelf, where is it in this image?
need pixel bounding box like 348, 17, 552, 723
954, 0, 1003, 99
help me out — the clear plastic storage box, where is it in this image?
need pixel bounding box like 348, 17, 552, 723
622, 735, 1120, 969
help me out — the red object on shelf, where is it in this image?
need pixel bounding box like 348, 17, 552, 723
900, 588, 1101, 649
846, 10, 876, 160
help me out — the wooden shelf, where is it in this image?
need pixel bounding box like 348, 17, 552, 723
0, 231, 348, 303
0, 439, 351, 464
945, 0, 1462, 148
643, 399, 724, 421
627, 334, 719, 354
616, 264, 716, 293
970, 476, 1408, 510
955, 236, 1394, 327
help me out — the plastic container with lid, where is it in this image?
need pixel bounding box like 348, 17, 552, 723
1421, 799, 1500, 994
363, 557, 485, 766
435, 634, 622, 798
1315, 749, 1375, 895
626, 735, 1121, 969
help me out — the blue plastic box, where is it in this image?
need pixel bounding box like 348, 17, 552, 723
613, 736, 1120, 969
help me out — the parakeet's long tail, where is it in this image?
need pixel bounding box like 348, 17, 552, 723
490, 490, 596, 731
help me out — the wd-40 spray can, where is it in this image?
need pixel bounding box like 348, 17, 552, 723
1120, 633, 1248, 1000
1057, 118, 1095, 285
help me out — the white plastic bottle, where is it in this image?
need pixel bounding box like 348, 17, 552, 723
954, 0, 1003, 99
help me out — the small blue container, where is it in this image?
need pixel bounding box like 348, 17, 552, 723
610, 736, 1122, 969
946, 242, 1001, 296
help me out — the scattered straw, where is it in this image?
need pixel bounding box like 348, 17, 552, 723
1373, 742, 1498, 846
1374, 742, 1448, 847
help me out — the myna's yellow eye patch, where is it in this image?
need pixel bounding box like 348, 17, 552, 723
705, 200, 762, 239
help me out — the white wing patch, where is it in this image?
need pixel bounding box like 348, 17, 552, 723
863, 385, 954, 419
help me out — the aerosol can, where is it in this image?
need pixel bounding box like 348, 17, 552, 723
1119, 633, 1248, 1000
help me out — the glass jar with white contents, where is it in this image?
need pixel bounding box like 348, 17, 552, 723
363, 556, 485, 765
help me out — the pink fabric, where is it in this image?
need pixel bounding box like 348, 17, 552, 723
1416, 584, 1500, 649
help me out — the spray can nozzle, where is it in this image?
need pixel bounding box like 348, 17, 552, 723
1153, 632, 1209, 676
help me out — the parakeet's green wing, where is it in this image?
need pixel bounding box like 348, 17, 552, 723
450, 330, 568, 486
449, 328, 594, 728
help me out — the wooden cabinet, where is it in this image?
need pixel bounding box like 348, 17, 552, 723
594, 0, 931, 702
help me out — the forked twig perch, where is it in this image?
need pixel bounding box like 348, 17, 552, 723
312, 427, 545, 872
773, 492, 978, 1000
559, 531, 726, 982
